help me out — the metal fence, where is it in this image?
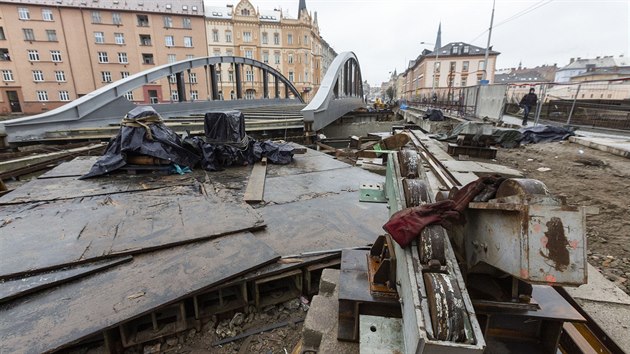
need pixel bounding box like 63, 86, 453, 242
406, 84, 507, 120
505, 79, 630, 130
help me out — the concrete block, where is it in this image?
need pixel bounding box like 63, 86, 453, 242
302, 295, 336, 349
319, 268, 340, 296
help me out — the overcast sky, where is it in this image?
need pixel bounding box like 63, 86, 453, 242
211, 0, 630, 85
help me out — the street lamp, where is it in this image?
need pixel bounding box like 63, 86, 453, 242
421, 41, 439, 101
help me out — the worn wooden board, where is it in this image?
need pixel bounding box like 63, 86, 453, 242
37, 156, 99, 179
0, 173, 197, 205
243, 159, 267, 203
441, 160, 523, 178
0, 185, 264, 279
263, 167, 384, 205
0, 256, 132, 303
256, 192, 388, 256
0, 232, 279, 354
266, 153, 351, 178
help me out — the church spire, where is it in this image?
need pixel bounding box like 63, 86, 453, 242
434, 22, 442, 53
298, 0, 307, 18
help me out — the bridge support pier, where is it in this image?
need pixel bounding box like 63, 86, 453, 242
235, 63, 243, 99
263, 69, 269, 99
209, 65, 219, 100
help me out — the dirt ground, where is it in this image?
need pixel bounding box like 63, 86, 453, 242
494, 140, 630, 295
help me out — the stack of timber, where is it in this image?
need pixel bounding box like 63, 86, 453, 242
0, 145, 388, 353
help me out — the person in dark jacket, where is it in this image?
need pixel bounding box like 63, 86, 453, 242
519, 88, 538, 126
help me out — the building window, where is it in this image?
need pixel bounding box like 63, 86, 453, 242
189, 72, 197, 83
213, 49, 220, 57
98, 51, 108, 63
228, 71, 233, 82
32, 70, 44, 82
226, 49, 233, 56
273, 33, 280, 45
241, 9, 250, 16
305, 53, 309, 64
171, 90, 179, 101
59, 90, 70, 101
245, 70, 254, 81
94, 31, 105, 44
304, 35, 308, 45
101, 71, 112, 82
434, 62, 440, 73
462, 46, 470, 54
263, 51, 269, 64
37, 90, 48, 101
2, 70, 14, 81
28, 50, 40, 61
230, 90, 235, 99
165, 35, 174, 47
0, 27, 5, 40
450, 61, 456, 71
461, 77, 467, 87
287, 34, 293, 45
23, 29, 35, 41
191, 90, 198, 100
42, 9, 54, 21
140, 34, 151, 46
225, 30, 232, 42
245, 89, 255, 99
51, 50, 62, 62
169, 75, 176, 84
121, 71, 129, 78
18, 8, 30, 20
186, 54, 194, 60
274, 52, 280, 64
288, 71, 294, 81
46, 30, 57, 41
182, 17, 191, 29
462, 61, 469, 72
142, 53, 154, 64
163, 16, 172, 28
183, 36, 193, 47
124, 91, 133, 100
55, 70, 66, 82
112, 12, 122, 25
115, 33, 125, 44
288, 53, 294, 64
118, 52, 128, 63
245, 50, 253, 59
262, 32, 268, 44
478, 61, 485, 71
451, 46, 459, 55
137, 15, 149, 27
212, 30, 219, 42
243, 31, 252, 43
92, 11, 101, 24
167, 54, 176, 63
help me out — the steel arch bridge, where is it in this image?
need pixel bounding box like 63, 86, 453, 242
302, 51, 365, 134
2, 56, 304, 143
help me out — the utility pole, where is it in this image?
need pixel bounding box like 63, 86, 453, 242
482, 0, 495, 81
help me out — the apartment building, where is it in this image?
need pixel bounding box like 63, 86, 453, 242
204, 0, 336, 102
0, 0, 207, 114
402, 42, 499, 101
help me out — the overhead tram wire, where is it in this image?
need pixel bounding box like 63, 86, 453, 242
467, 0, 554, 44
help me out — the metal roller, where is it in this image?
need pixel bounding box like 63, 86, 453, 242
496, 178, 550, 198
398, 150, 419, 179
418, 226, 446, 266
423, 272, 473, 343
403, 179, 429, 207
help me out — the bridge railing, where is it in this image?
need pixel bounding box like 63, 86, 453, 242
302, 52, 365, 134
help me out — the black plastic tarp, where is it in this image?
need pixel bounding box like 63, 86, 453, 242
423, 109, 444, 121
435, 121, 523, 148
80, 107, 200, 179
204, 110, 247, 144
519, 125, 575, 144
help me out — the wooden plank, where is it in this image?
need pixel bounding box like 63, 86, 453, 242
244, 158, 267, 203
0, 256, 132, 303
0, 185, 264, 279
37, 156, 99, 179
0, 232, 279, 354
266, 154, 350, 178
0, 173, 198, 205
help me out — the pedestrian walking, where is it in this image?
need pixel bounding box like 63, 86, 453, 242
519, 87, 538, 126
